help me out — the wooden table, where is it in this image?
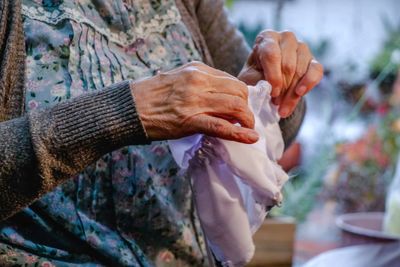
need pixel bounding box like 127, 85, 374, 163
248, 217, 296, 267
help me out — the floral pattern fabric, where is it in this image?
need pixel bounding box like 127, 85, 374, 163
0, 0, 208, 266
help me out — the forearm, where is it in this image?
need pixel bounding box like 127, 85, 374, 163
0, 80, 148, 221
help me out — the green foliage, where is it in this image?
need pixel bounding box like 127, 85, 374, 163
272, 146, 335, 221
225, 0, 235, 9
378, 109, 400, 164
370, 16, 400, 75
237, 22, 265, 46
306, 38, 332, 62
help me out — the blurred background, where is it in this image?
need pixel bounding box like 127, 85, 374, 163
226, 0, 400, 266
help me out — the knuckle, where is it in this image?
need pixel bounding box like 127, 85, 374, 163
246, 110, 255, 127
295, 70, 304, 78
182, 67, 203, 83
158, 72, 169, 81
257, 30, 278, 43
230, 96, 244, 111
295, 68, 306, 78
298, 41, 311, 54
210, 120, 226, 134
172, 105, 185, 120
280, 30, 296, 41
227, 98, 246, 116
250, 115, 255, 127
270, 77, 283, 88
187, 61, 203, 67
236, 103, 248, 115
262, 46, 281, 62
313, 61, 324, 75
295, 65, 309, 79
242, 84, 249, 99
305, 63, 324, 85
282, 63, 296, 75
297, 42, 313, 58
260, 29, 277, 37
306, 73, 321, 85
235, 81, 249, 99
255, 36, 264, 45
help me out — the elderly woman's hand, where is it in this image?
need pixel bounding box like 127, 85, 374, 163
238, 30, 324, 118
132, 62, 259, 144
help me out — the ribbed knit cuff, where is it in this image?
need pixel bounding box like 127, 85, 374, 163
26, 80, 150, 191
52, 80, 149, 154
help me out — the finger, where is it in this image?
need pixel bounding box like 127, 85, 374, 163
278, 60, 323, 117
194, 115, 259, 144
281, 42, 312, 94
292, 42, 313, 87
279, 31, 298, 89
277, 74, 303, 117
257, 35, 283, 97
203, 94, 255, 129
294, 59, 324, 96
278, 75, 304, 117
207, 76, 249, 100
275, 43, 312, 113
272, 95, 284, 106
279, 94, 301, 118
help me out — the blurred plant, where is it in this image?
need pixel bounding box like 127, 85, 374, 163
370, 16, 400, 95
337, 127, 390, 169
306, 38, 332, 63
274, 54, 399, 221
378, 108, 400, 162
271, 142, 336, 221
318, 45, 400, 214
237, 22, 265, 46
225, 0, 235, 9
322, 108, 400, 213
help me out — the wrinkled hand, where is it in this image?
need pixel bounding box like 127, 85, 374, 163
238, 30, 323, 118
132, 61, 259, 144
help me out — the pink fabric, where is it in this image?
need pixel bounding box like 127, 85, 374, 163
168, 81, 288, 267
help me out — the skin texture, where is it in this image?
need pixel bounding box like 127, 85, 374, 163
132, 62, 259, 144
133, 29, 325, 145
238, 30, 324, 118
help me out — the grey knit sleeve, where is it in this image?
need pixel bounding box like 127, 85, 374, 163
195, 0, 251, 76
279, 98, 306, 149
0, 80, 149, 221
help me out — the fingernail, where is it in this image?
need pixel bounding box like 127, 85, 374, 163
296, 85, 307, 96
272, 97, 282, 105
271, 87, 281, 97
248, 131, 259, 142
280, 107, 289, 117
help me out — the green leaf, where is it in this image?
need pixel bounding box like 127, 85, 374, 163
226, 0, 235, 9
53, 64, 59, 72
59, 45, 70, 59
34, 54, 42, 60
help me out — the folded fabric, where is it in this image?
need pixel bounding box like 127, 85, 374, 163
168, 80, 289, 267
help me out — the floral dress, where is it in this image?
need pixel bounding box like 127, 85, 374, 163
0, 0, 209, 266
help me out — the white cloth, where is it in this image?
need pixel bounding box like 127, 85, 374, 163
168, 81, 289, 267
